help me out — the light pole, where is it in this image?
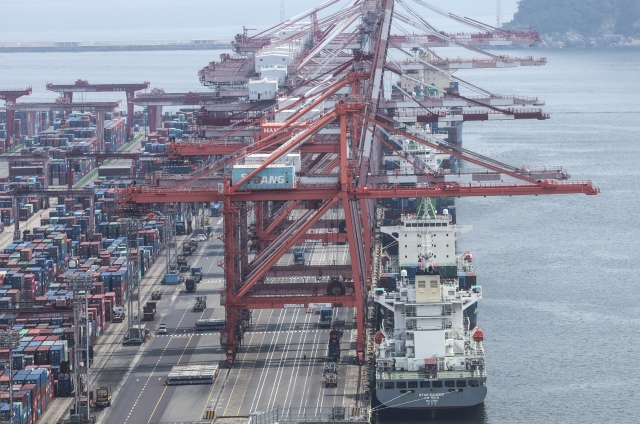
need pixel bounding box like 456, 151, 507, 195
126, 219, 142, 340
66, 274, 94, 422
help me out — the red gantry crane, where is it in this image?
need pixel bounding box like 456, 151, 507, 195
113, 0, 598, 368
0, 87, 32, 150
46, 80, 150, 141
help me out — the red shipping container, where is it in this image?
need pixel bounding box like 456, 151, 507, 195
35, 345, 51, 365
24, 346, 38, 357
20, 249, 33, 261
12, 391, 28, 409
92, 281, 104, 295
21, 383, 37, 412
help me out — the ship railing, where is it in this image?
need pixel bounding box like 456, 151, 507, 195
470, 369, 487, 378
462, 93, 540, 102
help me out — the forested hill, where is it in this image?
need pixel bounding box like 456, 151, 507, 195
507, 0, 640, 46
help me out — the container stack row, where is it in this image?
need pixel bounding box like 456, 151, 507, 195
0, 187, 168, 310
0, 184, 171, 423
0, 196, 48, 226
5, 115, 127, 188
0, 365, 55, 424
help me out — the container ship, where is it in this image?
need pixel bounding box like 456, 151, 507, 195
374, 211, 486, 411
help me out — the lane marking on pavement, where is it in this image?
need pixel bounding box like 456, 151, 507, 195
123, 306, 191, 424
221, 309, 272, 416
146, 308, 207, 423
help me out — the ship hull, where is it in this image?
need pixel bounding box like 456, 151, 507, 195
375, 384, 486, 409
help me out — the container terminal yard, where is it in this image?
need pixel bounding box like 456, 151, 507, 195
0, 1, 598, 423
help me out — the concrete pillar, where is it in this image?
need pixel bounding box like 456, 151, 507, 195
5, 109, 15, 151
88, 196, 95, 237
96, 109, 105, 152
155, 106, 163, 132
148, 106, 157, 133
27, 111, 37, 137
126, 92, 135, 141
43, 160, 49, 189
13, 197, 21, 241
64, 92, 73, 117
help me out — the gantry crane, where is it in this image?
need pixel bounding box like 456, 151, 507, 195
46, 80, 150, 141
133, 89, 223, 132
120, 85, 598, 368
55, 0, 599, 366
108, 0, 600, 368
0, 87, 32, 150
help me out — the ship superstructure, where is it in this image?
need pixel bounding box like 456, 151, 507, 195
376, 214, 485, 410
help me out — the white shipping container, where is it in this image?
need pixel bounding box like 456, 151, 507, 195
243, 153, 301, 172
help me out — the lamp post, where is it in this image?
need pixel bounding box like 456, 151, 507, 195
66, 274, 94, 422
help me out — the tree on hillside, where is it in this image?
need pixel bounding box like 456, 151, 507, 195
507, 0, 640, 36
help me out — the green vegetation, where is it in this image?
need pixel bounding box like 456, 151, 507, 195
508, 0, 640, 36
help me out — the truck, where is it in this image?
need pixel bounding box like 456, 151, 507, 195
191, 266, 203, 283
79, 391, 94, 408
192, 296, 207, 312
327, 328, 343, 361
176, 221, 186, 235
328, 344, 341, 361
95, 387, 112, 407
112, 306, 125, 323
182, 241, 196, 256
319, 307, 332, 328
324, 372, 338, 388
211, 203, 220, 217
143, 301, 156, 321
294, 251, 305, 265
323, 361, 338, 376
185, 277, 197, 293
177, 254, 189, 272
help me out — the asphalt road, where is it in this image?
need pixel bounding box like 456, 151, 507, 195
98, 217, 363, 424
101, 219, 226, 424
